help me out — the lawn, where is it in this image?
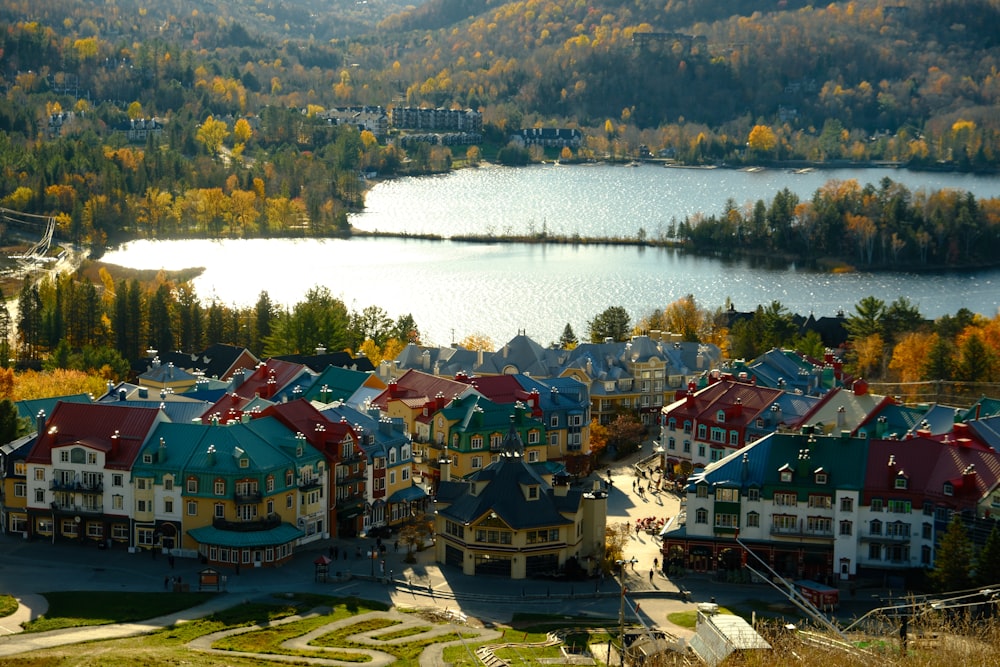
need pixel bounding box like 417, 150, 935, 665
0, 593, 19, 618
23, 591, 216, 632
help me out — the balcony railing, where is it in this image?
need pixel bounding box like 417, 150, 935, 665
339, 451, 364, 464
860, 531, 911, 542
212, 513, 281, 532
50, 501, 103, 515
50, 480, 103, 494
234, 490, 263, 504
770, 525, 834, 539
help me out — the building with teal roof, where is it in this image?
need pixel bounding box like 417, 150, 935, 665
132, 417, 326, 568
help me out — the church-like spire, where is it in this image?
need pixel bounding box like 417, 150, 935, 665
501, 415, 524, 457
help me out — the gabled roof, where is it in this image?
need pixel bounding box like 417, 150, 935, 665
960, 397, 1000, 422
141, 344, 259, 381
369, 369, 477, 411
864, 436, 1000, 506
138, 360, 199, 386
201, 359, 313, 423
299, 365, 385, 405
260, 399, 359, 456
27, 402, 164, 470
272, 351, 375, 373
793, 384, 886, 434
690, 431, 870, 494
475, 334, 558, 377
319, 402, 409, 458
15, 393, 92, 423
436, 427, 578, 529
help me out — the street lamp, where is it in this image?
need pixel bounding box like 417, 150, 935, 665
614, 557, 638, 667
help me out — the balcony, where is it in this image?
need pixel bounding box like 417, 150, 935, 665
297, 477, 322, 491
212, 513, 281, 532
50, 501, 103, 515
339, 450, 364, 464
234, 489, 263, 504
769, 525, 834, 539
50, 480, 103, 494
860, 531, 911, 542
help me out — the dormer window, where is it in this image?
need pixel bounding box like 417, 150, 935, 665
239, 458, 249, 468
943, 482, 954, 496
527, 486, 538, 499
814, 468, 828, 485
778, 463, 793, 483
894, 472, 908, 490
716, 410, 725, 423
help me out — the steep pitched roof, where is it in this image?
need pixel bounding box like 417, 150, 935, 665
201, 359, 313, 423
369, 369, 476, 411
27, 402, 163, 470
272, 351, 375, 373
436, 426, 578, 529
15, 393, 92, 424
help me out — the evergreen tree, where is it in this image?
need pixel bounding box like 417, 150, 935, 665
558, 323, 578, 349
16, 277, 42, 365
954, 332, 997, 382
923, 335, 953, 381
252, 290, 274, 355
0, 398, 20, 443
147, 283, 174, 354
0, 295, 12, 368
933, 515, 974, 593
390, 314, 420, 344
587, 306, 631, 343
976, 523, 1000, 588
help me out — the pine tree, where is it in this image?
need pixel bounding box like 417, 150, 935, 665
976, 523, 1000, 588
933, 515, 974, 593
558, 323, 578, 349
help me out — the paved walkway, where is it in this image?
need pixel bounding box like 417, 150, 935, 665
0, 446, 784, 658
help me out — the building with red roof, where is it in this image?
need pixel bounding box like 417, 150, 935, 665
25, 402, 166, 545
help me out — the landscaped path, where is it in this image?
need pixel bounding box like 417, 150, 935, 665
188, 607, 502, 666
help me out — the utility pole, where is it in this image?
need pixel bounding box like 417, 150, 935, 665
615, 557, 638, 667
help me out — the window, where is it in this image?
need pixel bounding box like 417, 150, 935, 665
697, 444, 705, 458
137, 478, 148, 490
869, 543, 882, 560
165, 499, 173, 513
14, 462, 25, 476
214, 503, 225, 518
471, 436, 483, 450
471, 456, 482, 470
402, 467, 410, 481
697, 424, 707, 439
683, 441, 691, 453
136, 499, 147, 512
668, 437, 676, 451
746, 511, 759, 528
14, 482, 25, 498
714, 513, 738, 528
389, 471, 396, 485
214, 480, 225, 496
112, 494, 123, 510
695, 508, 708, 524
527, 431, 539, 444
871, 498, 883, 512
840, 497, 854, 512
34, 488, 45, 503
286, 494, 294, 509
886, 521, 910, 538
807, 516, 832, 534
774, 492, 797, 507
87, 452, 97, 465
142, 453, 153, 464
527, 450, 539, 462
60, 450, 70, 462
187, 478, 198, 493
113, 474, 123, 487
34, 468, 45, 481
715, 488, 739, 502
668, 417, 677, 431
710, 427, 725, 443
490, 433, 503, 450
716, 410, 725, 423
943, 483, 954, 496
870, 519, 882, 535
164, 477, 173, 491
696, 485, 708, 498
729, 431, 739, 445
266, 476, 275, 492
187, 501, 197, 515
921, 545, 932, 565
808, 495, 832, 509
894, 475, 908, 490
683, 420, 692, 434
840, 520, 853, 536
887, 499, 911, 514
779, 469, 792, 483
922, 523, 932, 540
772, 515, 797, 532
815, 472, 828, 485
549, 432, 559, 446
550, 415, 558, 427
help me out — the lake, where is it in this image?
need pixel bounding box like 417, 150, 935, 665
102, 164, 1000, 348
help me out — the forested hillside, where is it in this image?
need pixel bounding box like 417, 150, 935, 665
1, 0, 1000, 258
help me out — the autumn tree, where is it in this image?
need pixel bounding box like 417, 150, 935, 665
196, 115, 230, 156
605, 414, 646, 459
603, 522, 630, 572
460, 333, 494, 351
850, 333, 884, 379
588, 418, 608, 462
747, 124, 777, 158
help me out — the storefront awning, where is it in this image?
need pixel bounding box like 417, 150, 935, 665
388, 485, 428, 503
188, 522, 303, 548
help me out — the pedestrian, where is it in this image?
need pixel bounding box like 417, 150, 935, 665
607, 468, 612, 479
394, 540, 399, 552
653, 557, 658, 570
632, 479, 637, 491
631, 560, 636, 571
649, 569, 654, 582
635, 523, 640, 537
